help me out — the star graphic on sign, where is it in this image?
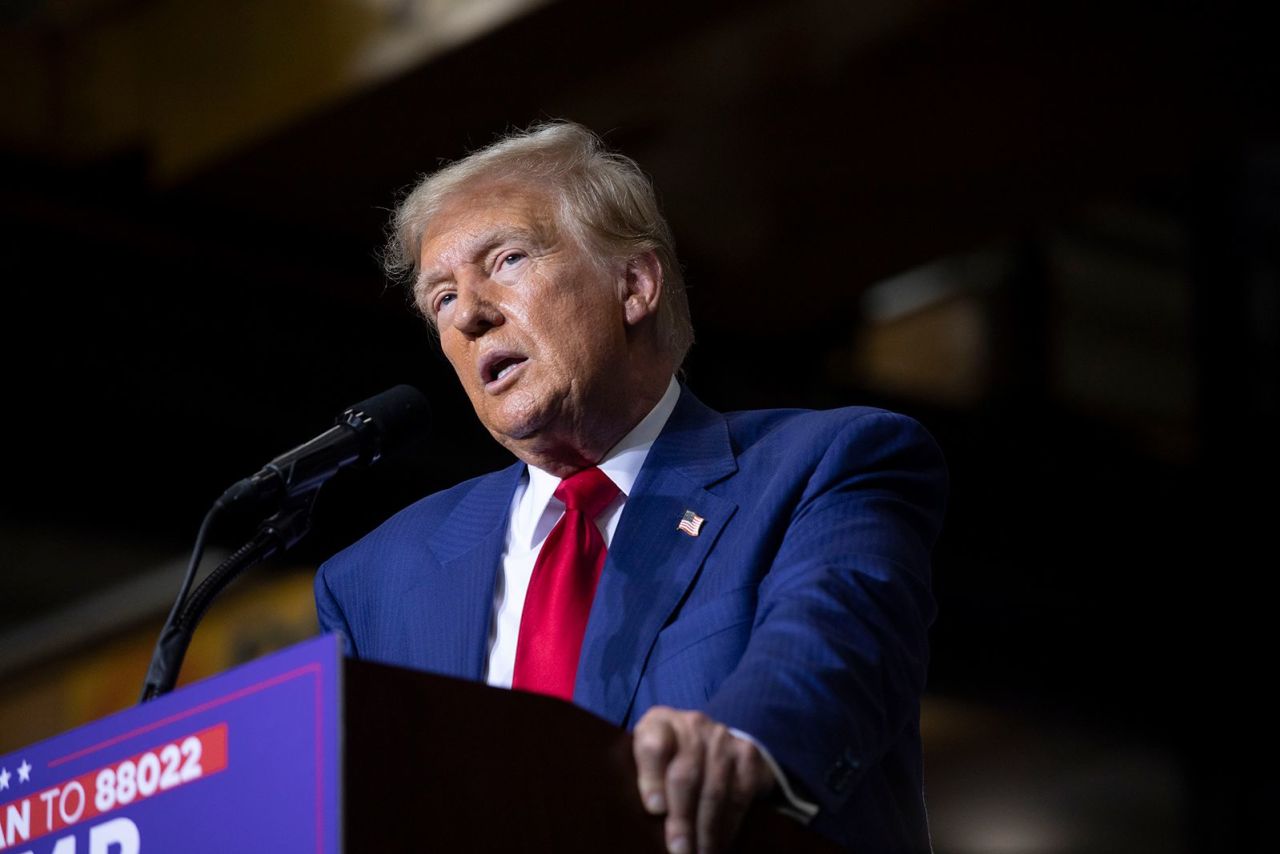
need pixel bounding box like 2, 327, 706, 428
17, 760, 31, 783
0, 767, 10, 790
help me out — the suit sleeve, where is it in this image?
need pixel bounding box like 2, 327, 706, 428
702, 410, 947, 822
314, 562, 359, 658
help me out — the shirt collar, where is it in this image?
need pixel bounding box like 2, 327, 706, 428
520, 376, 681, 535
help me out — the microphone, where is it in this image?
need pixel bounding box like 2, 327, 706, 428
216, 384, 430, 516
138, 384, 428, 702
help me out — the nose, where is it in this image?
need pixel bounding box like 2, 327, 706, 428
450, 272, 505, 337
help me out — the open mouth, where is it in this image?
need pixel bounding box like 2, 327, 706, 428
483, 354, 528, 386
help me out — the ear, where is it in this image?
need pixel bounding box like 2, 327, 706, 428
621, 249, 663, 328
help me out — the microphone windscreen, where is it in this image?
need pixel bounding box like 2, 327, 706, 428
345, 384, 431, 454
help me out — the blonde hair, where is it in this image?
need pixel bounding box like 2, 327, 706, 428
385, 121, 693, 365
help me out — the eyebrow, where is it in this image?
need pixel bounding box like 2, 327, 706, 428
416, 223, 551, 291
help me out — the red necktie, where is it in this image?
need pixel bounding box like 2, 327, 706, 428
511, 467, 619, 701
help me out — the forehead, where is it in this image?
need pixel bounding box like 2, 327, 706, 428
418, 182, 561, 272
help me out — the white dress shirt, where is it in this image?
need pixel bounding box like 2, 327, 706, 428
485, 376, 682, 688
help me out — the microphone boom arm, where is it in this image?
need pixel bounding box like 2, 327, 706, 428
138, 492, 318, 702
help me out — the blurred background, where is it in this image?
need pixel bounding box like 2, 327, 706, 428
1, 0, 1276, 850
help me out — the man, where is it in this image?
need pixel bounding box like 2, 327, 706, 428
315, 122, 947, 853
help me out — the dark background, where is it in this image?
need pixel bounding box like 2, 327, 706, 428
2, 0, 1276, 850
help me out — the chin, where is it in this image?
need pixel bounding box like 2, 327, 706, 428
487, 390, 559, 439
491, 422, 539, 444
486, 408, 548, 445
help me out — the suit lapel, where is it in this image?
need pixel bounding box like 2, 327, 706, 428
574, 389, 739, 724
409, 461, 523, 680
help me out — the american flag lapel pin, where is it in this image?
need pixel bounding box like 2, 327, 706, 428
677, 509, 705, 537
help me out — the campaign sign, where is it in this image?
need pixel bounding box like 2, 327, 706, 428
0, 635, 341, 853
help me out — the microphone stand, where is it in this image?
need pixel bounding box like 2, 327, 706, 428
138, 491, 318, 703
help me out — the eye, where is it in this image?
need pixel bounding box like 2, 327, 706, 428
498, 251, 526, 268
434, 292, 456, 315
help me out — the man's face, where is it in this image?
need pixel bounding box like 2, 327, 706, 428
415, 183, 634, 461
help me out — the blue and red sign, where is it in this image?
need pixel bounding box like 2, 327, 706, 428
0, 635, 341, 853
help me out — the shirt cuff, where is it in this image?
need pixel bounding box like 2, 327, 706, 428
728, 727, 820, 824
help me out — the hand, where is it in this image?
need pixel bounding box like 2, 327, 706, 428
632, 706, 776, 854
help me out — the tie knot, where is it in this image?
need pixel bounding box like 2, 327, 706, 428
554, 467, 619, 519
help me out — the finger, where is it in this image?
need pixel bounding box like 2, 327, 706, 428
633, 711, 678, 814
664, 739, 704, 854
695, 726, 740, 854
704, 731, 779, 854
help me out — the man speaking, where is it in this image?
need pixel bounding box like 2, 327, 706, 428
315, 122, 947, 853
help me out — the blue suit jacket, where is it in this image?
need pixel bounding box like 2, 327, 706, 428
316, 387, 947, 851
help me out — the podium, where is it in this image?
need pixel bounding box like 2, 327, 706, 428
0, 635, 835, 852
